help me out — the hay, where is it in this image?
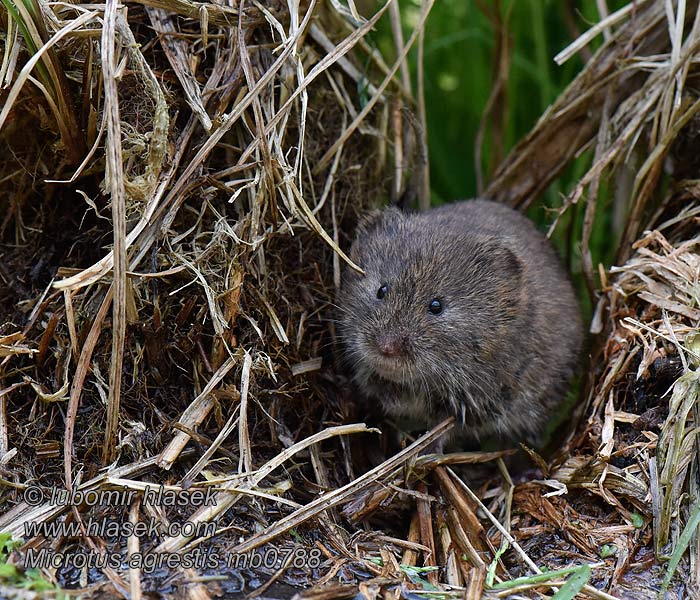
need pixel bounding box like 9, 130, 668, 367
2, 0, 700, 598
0, 0, 426, 594
484, 0, 700, 596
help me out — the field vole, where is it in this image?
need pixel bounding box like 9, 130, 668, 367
337, 199, 582, 446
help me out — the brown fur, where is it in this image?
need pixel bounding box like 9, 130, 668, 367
337, 199, 583, 446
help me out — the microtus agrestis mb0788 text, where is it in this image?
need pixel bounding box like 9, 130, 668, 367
338, 199, 582, 446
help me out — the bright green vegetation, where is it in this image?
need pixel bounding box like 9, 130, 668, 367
0, 533, 66, 597
381, 0, 623, 203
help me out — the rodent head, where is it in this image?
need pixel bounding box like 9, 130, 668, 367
338, 207, 524, 393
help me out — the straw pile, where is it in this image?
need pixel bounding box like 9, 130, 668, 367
1, 0, 700, 598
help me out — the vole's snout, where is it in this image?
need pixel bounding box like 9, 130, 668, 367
376, 332, 409, 357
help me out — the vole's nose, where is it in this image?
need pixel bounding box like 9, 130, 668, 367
376, 333, 408, 357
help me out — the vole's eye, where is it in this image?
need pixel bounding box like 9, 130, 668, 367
428, 298, 443, 314
376, 284, 388, 299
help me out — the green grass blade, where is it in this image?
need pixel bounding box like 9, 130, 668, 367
485, 541, 509, 587
660, 501, 700, 596
490, 564, 583, 590
552, 564, 592, 600
1, 0, 52, 87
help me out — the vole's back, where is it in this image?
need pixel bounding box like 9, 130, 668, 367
432, 200, 582, 438
339, 199, 583, 445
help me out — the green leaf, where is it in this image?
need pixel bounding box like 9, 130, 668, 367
630, 512, 645, 528
23, 568, 56, 591
0, 533, 21, 558
552, 564, 591, 600
399, 565, 440, 590
486, 541, 509, 587
0, 562, 18, 579
490, 565, 583, 590
660, 501, 700, 597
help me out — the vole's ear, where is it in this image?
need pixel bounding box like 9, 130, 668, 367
354, 206, 405, 240
482, 242, 525, 311
471, 239, 524, 294
492, 244, 523, 283
349, 206, 405, 263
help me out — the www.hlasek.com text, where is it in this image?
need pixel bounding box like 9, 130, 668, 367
24, 516, 217, 539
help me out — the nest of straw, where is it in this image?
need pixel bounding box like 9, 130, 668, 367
2, 0, 700, 598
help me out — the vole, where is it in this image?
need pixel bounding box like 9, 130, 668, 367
337, 199, 582, 447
